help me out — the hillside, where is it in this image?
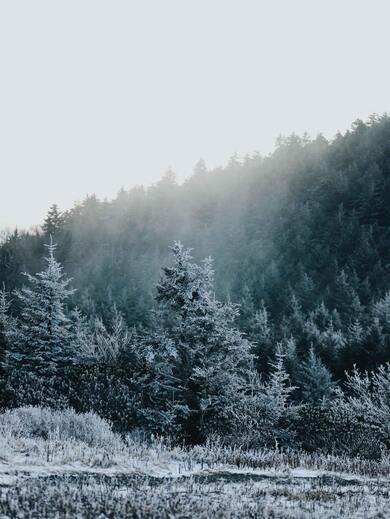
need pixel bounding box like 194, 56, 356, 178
1, 114, 390, 380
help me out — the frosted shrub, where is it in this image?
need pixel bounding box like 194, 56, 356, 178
75, 310, 135, 365
293, 364, 390, 459
0, 407, 116, 447
341, 363, 390, 439
226, 353, 298, 449
327, 363, 390, 458
290, 403, 384, 459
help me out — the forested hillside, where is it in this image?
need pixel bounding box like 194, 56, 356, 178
2, 115, 390, 379
1, 114, 390, 455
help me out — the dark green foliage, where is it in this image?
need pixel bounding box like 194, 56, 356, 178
65, 365, 142, 433
42, 204, 65, 237
5, 369, 69, 410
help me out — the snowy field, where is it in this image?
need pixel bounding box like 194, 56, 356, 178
1, 408, 390, 518
2, 470, 390, 518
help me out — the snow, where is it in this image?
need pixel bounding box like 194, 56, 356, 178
0, 459, 386, 484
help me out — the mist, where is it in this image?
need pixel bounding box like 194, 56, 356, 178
1, 0, 389, 229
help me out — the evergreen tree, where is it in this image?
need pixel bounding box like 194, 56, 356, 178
193, 158, 207, 177
347, 319, 365, 345
143, 242, 253, 441
296, 271, 316, 312
0, 286, 14, 403
0, 286, 11, 369
285, 292, 305, 337
266, 349, 296, 416
249, 300, 274, 372
332, 270, 361, 317
373, 291, 390, 332
300, 348, 336, 404
8, 240, 75, 373
238, 284, 256, 331
279, 336, 300, 386
229, 348, 297, 448
42, 204, 64, 236
310, 302, 331, 331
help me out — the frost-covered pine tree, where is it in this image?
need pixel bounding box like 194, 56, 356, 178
300, 347, 336, 404
373, 291, 390, 328
229, 348, 297, 448
8, 239, 75, 373
247, 300, 274, 371
347, 319, 365, 345
332, 363, 390, 456
265, 349, 296, 421
0, 286, 15, 402
143, 242, 253, 441
0, 286, 11, 370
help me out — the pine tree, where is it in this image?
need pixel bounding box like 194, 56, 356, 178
0, 286, 11, 369
285, 292, 305, 337
193, 158, 207, 177
69, 307, 91, 358
296, 270, 316, 311
42, 204, 64, 236
373, 291, 390, 332
229, 348, 297, 448
0, 286, 15, 403
249, 300, 274, 372
238, 284, 256, 331
347, 319, 365, 345
265, 349, 296, 419
300, 348, 336, 404
310, 301, 331, 331
9, 239, 75, 373
332, 270, 362, 318
336, 363, 390, 453
279, 336, 301, 386
144, 242, 253, 441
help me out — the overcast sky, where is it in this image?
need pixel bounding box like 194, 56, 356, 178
0, 0, 389, 229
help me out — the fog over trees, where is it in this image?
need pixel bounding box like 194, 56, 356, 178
1, 115, 390, 456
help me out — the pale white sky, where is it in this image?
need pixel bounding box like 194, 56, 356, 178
0, 0, 389, 229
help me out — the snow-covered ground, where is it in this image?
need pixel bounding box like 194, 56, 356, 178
1, 407, 390, 518
1, 464, 390, 518
2, 442, 390, 518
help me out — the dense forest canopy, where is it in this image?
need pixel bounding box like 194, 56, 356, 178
1, 114, 390, 383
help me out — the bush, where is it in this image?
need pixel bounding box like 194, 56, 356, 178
0, 407, 116, 447
66, 365, 141, 433
292, 403, 387, 459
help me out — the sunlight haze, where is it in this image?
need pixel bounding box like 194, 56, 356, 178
0, 0, 389, 229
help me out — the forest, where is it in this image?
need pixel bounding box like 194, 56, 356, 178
1, 115, 390, 458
